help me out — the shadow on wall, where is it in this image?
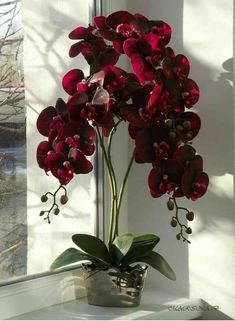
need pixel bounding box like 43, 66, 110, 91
23, 5, 87, 107
189, 56, 233, 237
127, 0, 234, 301
24, 1, 97, 275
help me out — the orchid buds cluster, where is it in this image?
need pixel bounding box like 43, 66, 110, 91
36, 11, 209, 240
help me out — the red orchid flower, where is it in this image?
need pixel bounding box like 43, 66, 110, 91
46, 149, 92, 185
37, 98, 68, 145
67, 88, 114, 137
36, 141, 53, 172
147, 79, 185, 115
94, 11, 139, 54
133, 124, 178, 163
69, 25, 120, 72
57, 120, 96, 156
123, 33, 166, 84
121, 84, 156, 127
148, 160, 184, 198
94, 11, 171, 55
181, 78, 200, 108
102, 65, 126, 93
181, 155, 209, 201
163, 51, 190, 82
62, 69, 85, 96
69, 25, 105, 60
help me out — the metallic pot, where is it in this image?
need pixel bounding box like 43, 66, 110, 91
83, 265, 147, 307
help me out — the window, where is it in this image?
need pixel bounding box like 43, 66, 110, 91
0, 0, 26, 282
0, 0, 101, 284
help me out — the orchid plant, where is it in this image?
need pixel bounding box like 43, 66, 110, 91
36, 11, 209, 280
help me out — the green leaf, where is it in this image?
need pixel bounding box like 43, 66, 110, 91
110, 234, 134, 265
72, 234, 112, 265
121, 234, 160, 263
128, 251, 176, 281
50, 247, 106, 270
114, 233, 134, 256
133, 234, 160, 246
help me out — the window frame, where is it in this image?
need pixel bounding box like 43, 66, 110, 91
0, 0, 108, 319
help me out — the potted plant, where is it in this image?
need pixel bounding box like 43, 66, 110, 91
36, 11, 209, 307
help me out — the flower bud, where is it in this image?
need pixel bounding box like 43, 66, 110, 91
185, 132, 193, 141
170, 219, 177, 227
186, 227, 192, 234
60, 195, 69, 205
169, 131, 176, 139
176, 233, 181, 240
54, 208, 60, 215
183, 121, 191, 129
39, 211, 45, 216
167, 200, 174, 211
186, 211, 194, 221
176, 125, 183, 131
165, 119, 173, 127
41, 195, 48, 203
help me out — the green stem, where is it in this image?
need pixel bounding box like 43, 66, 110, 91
95, 127, 116, 246
96, 122, 134, 245
113, 151, 135, 241
171, 197, 190, 243
107, 120, 122, 241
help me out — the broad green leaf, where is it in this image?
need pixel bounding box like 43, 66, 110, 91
121, 234, 160, 263
50, 248, 106, 270
110, 234, 134, 265
127, 251, 176, 281
72, 234, 112, 265
114, 233, 134, 256
133, 234, 160, 245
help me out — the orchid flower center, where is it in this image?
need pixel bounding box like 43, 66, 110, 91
116, 23, 135, 37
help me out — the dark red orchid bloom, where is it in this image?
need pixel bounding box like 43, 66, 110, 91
121, 84, 156, 127
67, 88, 114, 137
133, 124, 178, 163
148, 160, 184, 198
94, 11, 139, 54
46, 149, 92, 185
147, 79, 185, 115
62, 69, 85, 96
180, 112, 201, 142
69, 25, 105, 60
57, 120, 96, 156
69, 25, 120, 72
37, 99, 68, 145
94, 11, 171, 55
63, 70, 105, 100
36, 141, 53, 172
181, 155, 209, 201
123, 33, 166, 84
181, 78, 200, 108
163, 51, 190, 82
102, 65, 126, 93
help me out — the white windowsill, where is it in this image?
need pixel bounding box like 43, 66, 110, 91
8, 290, 203, 320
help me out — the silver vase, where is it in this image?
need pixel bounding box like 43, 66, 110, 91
83, 265, 147, 307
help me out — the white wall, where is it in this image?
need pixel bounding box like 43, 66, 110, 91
126, 0, 235, 318
23, 0, 97, 274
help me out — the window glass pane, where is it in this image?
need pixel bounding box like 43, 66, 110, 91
0, 0, 26, 281
0, 0, 97, 283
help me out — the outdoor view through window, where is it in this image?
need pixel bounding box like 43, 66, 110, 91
0, 0, 26, 281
